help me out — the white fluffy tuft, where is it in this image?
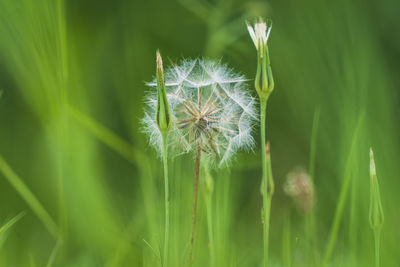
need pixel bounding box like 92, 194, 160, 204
142, 58, 257, 166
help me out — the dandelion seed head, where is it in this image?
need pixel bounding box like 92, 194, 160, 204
142, 58, 257, 167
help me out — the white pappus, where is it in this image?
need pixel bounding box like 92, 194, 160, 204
142, 58, 258, 167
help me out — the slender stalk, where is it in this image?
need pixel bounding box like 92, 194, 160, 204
374, 230, 381, 267
188, 143, 202, 264
0, 211, 25, 236
307, 107, 320, 266
369, 148, 383, 267
162, 132, 170, 267
264, 195, 272, 267
260, 100, 270, 267
282, 212, 291, 267
205, 194, 215, 267
46, 239, 62, 267
308, 107, 320, 181
56, 0, 69, 239
203, 163, 215, 267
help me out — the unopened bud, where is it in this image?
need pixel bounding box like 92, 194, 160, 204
155, 50, 171, 132
247, 18, 274, 101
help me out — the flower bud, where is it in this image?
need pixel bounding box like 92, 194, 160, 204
155, 50, 171, 133
247, 18, 274, 101
369, 148, 384, 230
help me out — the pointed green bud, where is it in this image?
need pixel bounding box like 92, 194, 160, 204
247, 18, 274, 102
155, 50, 171, 133
369, 148, 384, 230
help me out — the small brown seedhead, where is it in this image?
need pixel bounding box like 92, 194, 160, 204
284, 166, 315, 214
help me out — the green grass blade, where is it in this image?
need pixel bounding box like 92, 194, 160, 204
307, 107, 321, 266
282, 212, 291, 267
0, 211, 25, 237
0, 154, 58, 238
309, 106, 321, 181
322, 114, 364, 266
46, 239, 62, 267
67, 105, 136, 164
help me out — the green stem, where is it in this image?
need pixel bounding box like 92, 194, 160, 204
374, 230, 381, 267
322, 115, 363, 266
188, 143, 202, 265
162, 132, 170, 267
203, 163, 215, 267
282, 212, 291, 267
260, 100, 270, 267
307, 107, 321, 266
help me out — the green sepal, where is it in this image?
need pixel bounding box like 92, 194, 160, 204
155, 51, 171, 133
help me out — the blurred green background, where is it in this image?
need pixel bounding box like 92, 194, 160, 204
0, 0, 399, 266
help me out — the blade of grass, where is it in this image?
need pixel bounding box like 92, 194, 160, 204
307, 107, 321, 266
67, 105, 139, 164
46, 239, 62, 267
0, 154, 58, 238
0, 211, 25, 237
143, 238, 161, 262
282, 212, 291, 267
309, 107, 321, 181
67, 106, 162, 266
349, 153, 360, 265
322, 114, 364, 266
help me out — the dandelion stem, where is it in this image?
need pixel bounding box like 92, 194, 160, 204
162, 132, 170, 267
188, 142, 202, 264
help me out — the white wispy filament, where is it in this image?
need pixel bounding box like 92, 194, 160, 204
142, 59, 257, 166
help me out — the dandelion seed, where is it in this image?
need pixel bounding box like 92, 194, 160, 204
142, 58, 257, 166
